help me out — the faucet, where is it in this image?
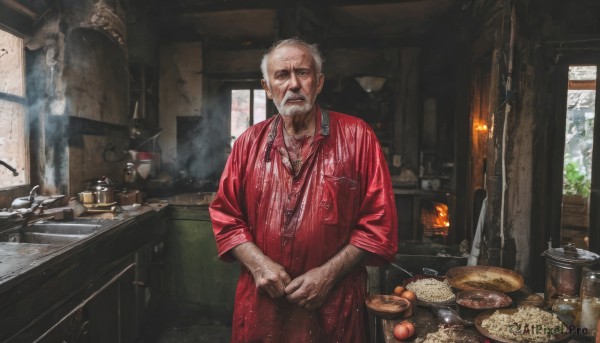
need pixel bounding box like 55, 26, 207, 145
0, 160, 18, 176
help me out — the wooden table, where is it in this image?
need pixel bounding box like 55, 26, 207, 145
378, 306, 484, 342
376, 305, 593, 343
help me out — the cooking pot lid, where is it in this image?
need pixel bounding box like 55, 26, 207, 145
544, 244, 600, 265
97, 176, 112, 185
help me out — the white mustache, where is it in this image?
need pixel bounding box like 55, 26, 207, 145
282, 92, 306, 104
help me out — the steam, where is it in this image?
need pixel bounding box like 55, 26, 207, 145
177, 108, 229, 182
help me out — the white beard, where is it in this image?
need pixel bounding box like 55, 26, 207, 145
275, 91, 314, 117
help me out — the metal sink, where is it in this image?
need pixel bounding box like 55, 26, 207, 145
0, 219, 117, 246
26, 221, 106, 235
7, 232, 90, 245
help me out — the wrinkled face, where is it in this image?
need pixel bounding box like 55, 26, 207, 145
261, 45, 324, 117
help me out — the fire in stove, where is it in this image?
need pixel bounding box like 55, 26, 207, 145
421, 201, 450, 238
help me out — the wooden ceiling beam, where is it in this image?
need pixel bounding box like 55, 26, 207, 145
0, 2, 33, 36
159, 0, 430, 13
0, 0, 37, 20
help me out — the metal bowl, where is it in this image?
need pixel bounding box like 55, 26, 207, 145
456, 290, 512, 309
456, 289, 513, 320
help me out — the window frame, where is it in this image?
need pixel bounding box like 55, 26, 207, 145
226, 80, 273, 145
554, 62, 600, 252
0, 28, 29, 191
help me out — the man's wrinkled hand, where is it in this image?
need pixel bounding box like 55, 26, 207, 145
251, 259, 291, 299
231, 242, 292, 299
285, 267, 334, 311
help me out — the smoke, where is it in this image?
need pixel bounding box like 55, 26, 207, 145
23, 18, 129, 194
177, 108, 229, 182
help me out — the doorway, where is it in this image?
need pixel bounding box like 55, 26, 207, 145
552, 60, 600, 254
560, 65, 596, 249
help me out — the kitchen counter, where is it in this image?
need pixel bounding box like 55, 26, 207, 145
393, 188, 455, 196
0, 242, 64, 281
0, 203, 169, 342
0, 204, 166, 288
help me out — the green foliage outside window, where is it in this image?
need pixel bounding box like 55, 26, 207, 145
563, 161, 591, 197
562, 80, 595, 198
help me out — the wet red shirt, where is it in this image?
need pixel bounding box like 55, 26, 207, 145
210, 107, 398, 342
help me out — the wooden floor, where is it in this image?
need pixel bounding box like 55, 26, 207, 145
138, 304, 231, 343
151, 319, 230, 343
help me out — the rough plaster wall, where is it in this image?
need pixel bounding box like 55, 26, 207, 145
22, 1, 130, 197
63, 29, 128, 194
325, 48, 397, 78
64, 29, 128, 126
158, 42, 203, 166
205, 49, 262, 75
69, 134, 128, 193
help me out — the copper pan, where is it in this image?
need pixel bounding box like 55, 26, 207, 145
445, 266, 524, 293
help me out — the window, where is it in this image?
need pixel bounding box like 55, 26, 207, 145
560, 65, 596, 248
230, 88, 267, 145
0, 29, 28, 188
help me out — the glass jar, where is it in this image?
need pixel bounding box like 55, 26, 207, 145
580, 271, 600, 336
551, 295, 581, 325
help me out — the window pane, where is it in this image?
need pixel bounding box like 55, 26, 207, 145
253, 89, 267, 124
560, 65, 596, 248
0, 99, 28, 187
0, 29, 24, 97
231, 89, 250, 145
563, 65, 596, 197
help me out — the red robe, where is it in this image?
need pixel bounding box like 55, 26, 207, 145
210, 107, 398, 342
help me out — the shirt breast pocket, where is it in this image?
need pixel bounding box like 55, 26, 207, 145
320, 174, 359, 226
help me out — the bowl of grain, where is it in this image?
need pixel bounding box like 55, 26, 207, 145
404, 276, 456, 306
476, 307, 570, 343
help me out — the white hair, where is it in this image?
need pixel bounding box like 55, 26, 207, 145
260, 38, 324, 88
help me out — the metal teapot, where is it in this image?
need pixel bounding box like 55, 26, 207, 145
11, 185, 40, 209
94, 177, 115, 204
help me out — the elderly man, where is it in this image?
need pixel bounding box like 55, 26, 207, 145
209, 38, 397, 342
